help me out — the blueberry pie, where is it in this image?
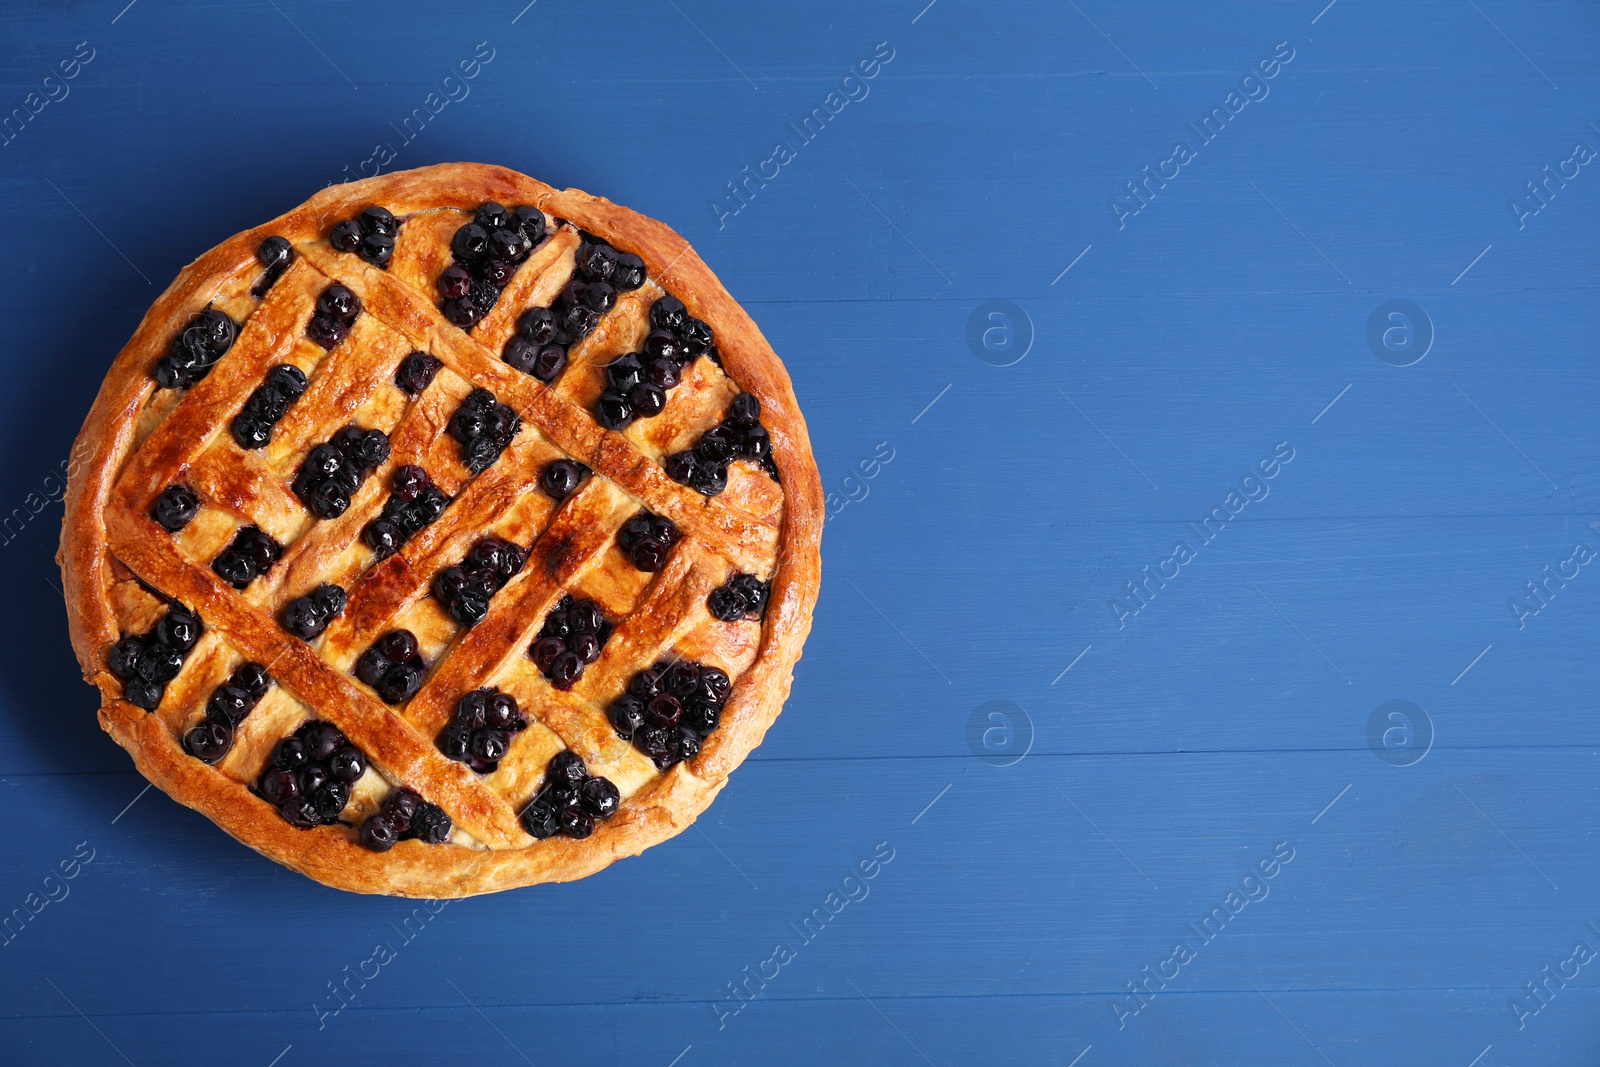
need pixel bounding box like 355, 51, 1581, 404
58, 163, 821, 896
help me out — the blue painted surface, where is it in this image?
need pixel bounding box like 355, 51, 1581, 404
1, 0, 1597, 1063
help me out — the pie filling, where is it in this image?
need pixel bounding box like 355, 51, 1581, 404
99, 191, 784, 861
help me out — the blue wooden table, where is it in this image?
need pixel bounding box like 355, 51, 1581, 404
2, 1, 1596, 1063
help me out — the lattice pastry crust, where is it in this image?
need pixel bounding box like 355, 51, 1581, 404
57, 163, 822, 897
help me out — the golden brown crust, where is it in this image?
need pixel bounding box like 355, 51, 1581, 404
58, 163, 821, 896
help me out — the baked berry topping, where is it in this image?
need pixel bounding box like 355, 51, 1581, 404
616, 511, 680, 572
358, 786, 452, 851
528, 595, 613, 689
330, 206, 399, 268
182, 662, 274, 764
432, 536, 527, 627
448, 388, 519, 474
307, 283, 362, 350
211, 525, 283, 589
438, 202, 543, 329
520, 750, 620, 839
253, 235, 294, 295
394, 351, 443, 396
438, 687, 528, 773
108, 609, 205, 710
280, 583, 348, 640
539, 459, 588, 501
151, 484, 201, 532
153, 307, 237, 390
261, 721, 365, 828
361, 464, 450, 559
610, 659, 730, 769
230, 363, 307, 449
709, 573, 770, 622
356, 629, 427, 704
292, 426, 390, 519
664, 392, 773, 497
593, 294, 708, 430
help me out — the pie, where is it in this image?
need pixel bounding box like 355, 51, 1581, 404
57, 163, 822, 897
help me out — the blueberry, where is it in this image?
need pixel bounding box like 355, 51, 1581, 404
272, 736, 308, 770
540, 459, 585, 501
518, 306, 558, 344
280, 796, 320, 829
123, 677, 163, 710
582, 280, 616, 313
691, 462, 728, 497
512, 206, 546, 244
395, 351, 442, 395
608, 696, 645, 739
529, 344, 567, 383
485, 691, 521, 730
643, 330, 680, 364
547, 749, 587, 787
628, 383, 666, 418
475, 202, 509, 230
307, 314, 349, 349
257, 235, 293, 269
443, 297, 482, 329
606, 354, 645, 392
630, 539, 668, 571
378, 663, 422, 704
211, 550, 253, 588
559, 302, 598, 339
697, 425, 737, 465
471, 728, 511, 765
579, 777, 620, 818
260, 768, 299, 805
647, 694, 682, 729
312, 781, 350, 820
410, 803, 452, 843
184, 723, 233, 764
675, 727, 702, 762
282, 596, 329, 640
438, 264, 472, 300
594, 391, 634, 430
708, 586, 747, 622
681, 698, 721, 735
348, 428, 390, 470
233, 662, 273, 699
481, 257, 515, 286
452, 223, 489, 262
664, 451, 700, 487
107, 637, 144, 680
569, 632, 600, 664
530, 635, 565, 672
665, 662, 701, 699
302, 721, 344, 762
487, 226, 521, 260
299, 761, 329, 799
521, 797, 559, 839
729, 392, 761, 425
649, 357, 681, 390
330, 745, 367, 782
317, 284, 361, 322
207, 684, 253, 726
377, 629, 420, 663
305, 480, 351, 519
363, 519, 402, 558
559, 806, 595, 838
359, 206, 398, 236
330, 219, 362, 252
548, 651, 583, 688
567, 600, 603, 635
741, 426, 772, 462
231, 414, 273, 450
360, 232, 395, 268
650, 295, 687, 332
578, 243, 617, 281
198, 309, 236, 352
156, 611, 201, 652
267, 364, 308, 401
439, 723, 471, 761
360, 813, 400, 852
612, 252, 646, 291
503, 336, 539, 375
628, 669, 661, 700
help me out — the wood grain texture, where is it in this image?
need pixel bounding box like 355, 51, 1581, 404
0, 0, 1596, 1063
